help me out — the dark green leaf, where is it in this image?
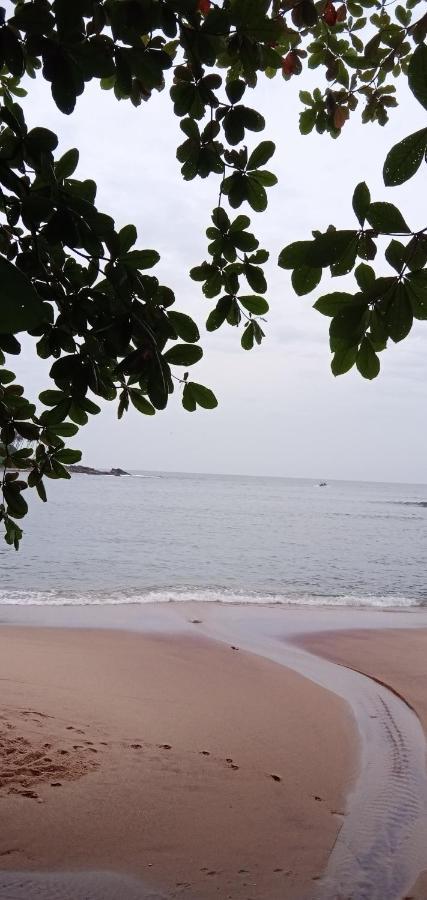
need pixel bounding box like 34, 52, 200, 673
4, 485, 28, 519
39, 398, 72, 425
383, 128, 427, 186
314, 292, 364, 317
246, 177, 267, 212
330, 238, 359, 277
278, 241, 313, 269
385, 239, 406, 273
39, 389, 67, 407
36, 480, 47, 502
247, 140, 275, 170
225, 79, 246, 104
352, 182, 371, 225
355, 263, 375, 292
384, 284, 413, 342
118, 224, 137, 253
407, 271, 427, 320
241, 323, 254, 350
292, 266, 322, 296
55, 449, 82, 465
187, 382, 218, 409
244, 264, 267, 293
366, 202, 410, 234
206, 296, 232, 331
0, 257, 46, 333
232, 231, 258, 252
163, 344, 203, 366
408, 43, 427, 111
299, 108, 316, 135
26, 126, 58, 154
55, 147, 79, 180
253, 170, 277, 187
182, 382, 196, 412
190, 263, 212, 281
329, 305, 368, 347
53, 422, 79, 437
331, 345, 358, 376
229, 215, 251, 232
168, 311, 200, 343
0, 369, 15, 384
356, 338, 380, 379
311, 231, 358, 267
239, 295, 269, 315
129, 390, 156, 415
69, 402, 88, 425
122, 250, 160, 269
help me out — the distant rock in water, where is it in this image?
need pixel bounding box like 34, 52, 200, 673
68, 465, 130, 477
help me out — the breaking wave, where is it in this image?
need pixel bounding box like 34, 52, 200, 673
0, 588, 422, 608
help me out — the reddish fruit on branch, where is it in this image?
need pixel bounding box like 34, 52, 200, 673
282, 51, 299, 76
333, 106, 349, 129
323, 1, 337, 25
197, 0, 211, 14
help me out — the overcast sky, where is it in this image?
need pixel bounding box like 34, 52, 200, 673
15, 62, 427, 483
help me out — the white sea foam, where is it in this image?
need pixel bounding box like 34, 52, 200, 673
0, 588, 421, 608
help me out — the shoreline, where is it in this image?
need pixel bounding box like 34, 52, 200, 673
2, 606, 427, 898
0, 625, 355, 900
298, 627, 427, 897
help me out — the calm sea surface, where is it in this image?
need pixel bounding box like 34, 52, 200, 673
0, 472, 426, 608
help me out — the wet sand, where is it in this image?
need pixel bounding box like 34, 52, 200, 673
297, 627, 427, 730
298, 627, 427, 899
0, 626, 355, 900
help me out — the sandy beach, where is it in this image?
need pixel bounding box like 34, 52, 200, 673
299, 626, 427, 898
0, 624, 355, 900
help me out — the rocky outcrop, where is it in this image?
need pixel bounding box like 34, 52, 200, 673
68, 465, 130, 476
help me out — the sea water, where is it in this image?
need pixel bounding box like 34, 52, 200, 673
0, 472, 426, 608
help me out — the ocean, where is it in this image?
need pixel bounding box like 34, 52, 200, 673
0, 472, 426, 608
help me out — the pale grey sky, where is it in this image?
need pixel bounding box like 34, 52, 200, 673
15, 64, 427, 483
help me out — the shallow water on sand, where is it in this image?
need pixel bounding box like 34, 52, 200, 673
0, 871, 165, 899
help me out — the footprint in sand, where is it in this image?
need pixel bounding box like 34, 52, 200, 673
269, 774, 281, 782
159, 744, 172, 750
200, 750, 210, 756
130, 744, 143, 750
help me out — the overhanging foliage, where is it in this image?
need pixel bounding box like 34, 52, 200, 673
0, 0, 425, 546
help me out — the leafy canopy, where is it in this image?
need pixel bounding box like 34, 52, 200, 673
0, 0, 426, 546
